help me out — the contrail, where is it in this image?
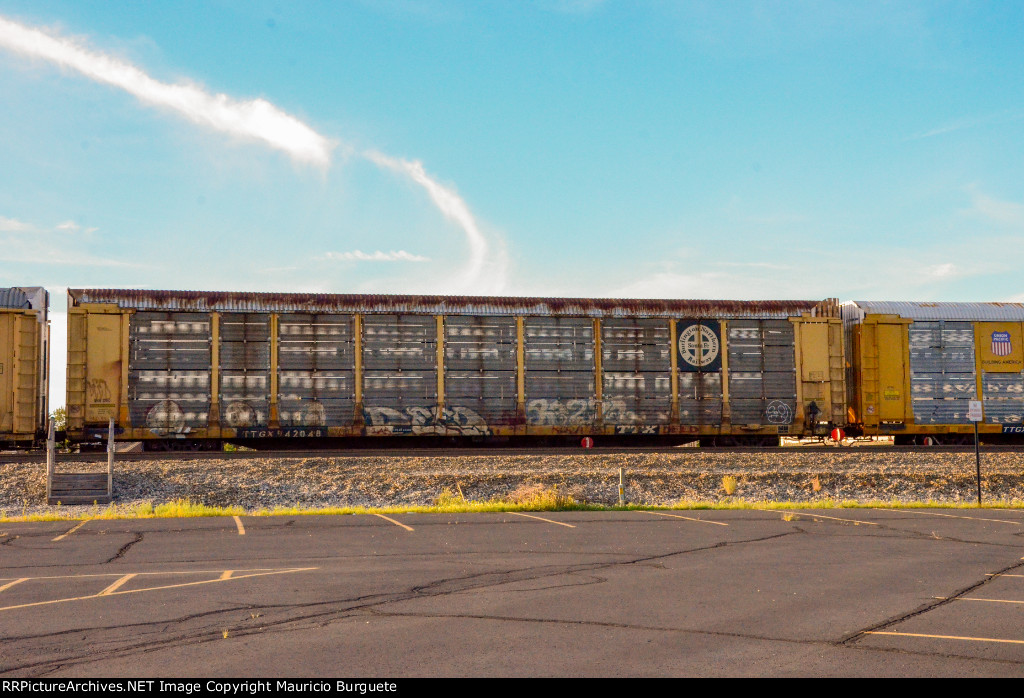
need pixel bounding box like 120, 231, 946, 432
0, 15, 506, 289
0, 16, 332, 167
363, 151, 490, 290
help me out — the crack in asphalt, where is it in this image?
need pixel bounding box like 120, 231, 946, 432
841, 556, 1024, 647
3, 514, 1023, 676
105, 533, 143, 564
0, 530, 800, 675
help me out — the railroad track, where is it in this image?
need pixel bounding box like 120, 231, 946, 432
3, 443, 1024, 464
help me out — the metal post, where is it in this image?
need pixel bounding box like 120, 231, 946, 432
46, 418, 54, 500
107, 417, 115, 498
974, 421, 982, 507
618, 467, 625, 507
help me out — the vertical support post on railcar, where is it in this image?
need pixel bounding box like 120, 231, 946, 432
118, 310, 131, 428
353, 314, 364, 428
269, 313, 280, 428
209, 313, 220, 432
790, 317, 805, 435
593, 318, 603, 428
435, 315, 445, 427
669, 320, 679, 424
107, 417, 114, 498
46, 417, 54, 500
719, 320, 731, 429
516, 317, 526, 428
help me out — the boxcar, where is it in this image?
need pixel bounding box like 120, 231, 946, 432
0, 287, 49, 446
842, 301, 1024, 444
65, 289, 845, 448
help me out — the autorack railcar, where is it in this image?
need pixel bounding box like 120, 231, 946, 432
0, 287, 49, 447
842, 301, 1024, 444
64, 289, 846, 449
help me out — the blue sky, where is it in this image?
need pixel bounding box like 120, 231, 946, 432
0, 2, 1023, 405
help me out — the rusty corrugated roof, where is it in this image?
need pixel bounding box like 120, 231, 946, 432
69, 289, 838, 318
843, 300, 1024, 322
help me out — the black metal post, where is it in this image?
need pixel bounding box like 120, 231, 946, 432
975, 421, 982, 507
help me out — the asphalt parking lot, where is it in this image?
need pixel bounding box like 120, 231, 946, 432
2, 508, 1024, 677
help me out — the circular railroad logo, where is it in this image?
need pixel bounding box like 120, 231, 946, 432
677, 324, 720, 369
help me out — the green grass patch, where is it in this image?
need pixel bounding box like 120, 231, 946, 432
4, 490, 1024, 523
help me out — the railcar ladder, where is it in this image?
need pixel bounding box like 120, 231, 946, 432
46, 418, 114, 505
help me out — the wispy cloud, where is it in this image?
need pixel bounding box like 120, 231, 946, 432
363, 150, 506, 291
0, 215, 133, 266
963, 189, 1024, 228
0, 16, 334, 167
0, 14, 509, 293
0, 215, 31, 232
926, 262, 958, 279
906, 110, 1024, 141
325, 249, 430, 262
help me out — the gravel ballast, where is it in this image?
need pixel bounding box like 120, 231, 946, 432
4, 449, 1024, 517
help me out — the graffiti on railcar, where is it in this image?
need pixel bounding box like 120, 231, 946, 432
280, 401, 327, 427
601, 398, 670, 425
526, 398, 596, 426
549, 425, 591, 435
224, 400, 258, 427
766, 400, 794, 424
87, 378, 112, 403
146, 399, 187, 435
362, 405, 492, 435
613, 425, 661, 435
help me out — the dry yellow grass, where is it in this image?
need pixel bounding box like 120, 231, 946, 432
4, 493, 1024, 524
721, 475, 738, 496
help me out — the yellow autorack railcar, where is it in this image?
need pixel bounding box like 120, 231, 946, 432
65, 289, 845, 449
842, 301, 1024, 444
0, 287, 49, 446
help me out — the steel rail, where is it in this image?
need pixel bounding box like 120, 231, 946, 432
4, 443, 1024, 464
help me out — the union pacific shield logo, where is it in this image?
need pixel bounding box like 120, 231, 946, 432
992, 331, 1012, 357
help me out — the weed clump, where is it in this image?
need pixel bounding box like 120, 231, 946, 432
721, 476, 738, 496
434, 488, 465, 508
504, 484, 577, 509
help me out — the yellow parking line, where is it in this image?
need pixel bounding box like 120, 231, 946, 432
98, 574, 137, 596
865, 630, 1024, 646
636, 510, 728, 526
233, 516, 245, 536
0, 578, 27, 593
754, 509, 877, 526
508, 512, 576, 528
220, 570, 233, 580
987, 573, 1024, 578
0, 568, 286, 582
936, 596, 1024, 605
52, 519, 89, 542
877, 508, 1020, 525
0, 567, 318, 613
372, 514, 413, 531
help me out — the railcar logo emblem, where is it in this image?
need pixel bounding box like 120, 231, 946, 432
992, 331, 1012, 357
678, 324, 720, 368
